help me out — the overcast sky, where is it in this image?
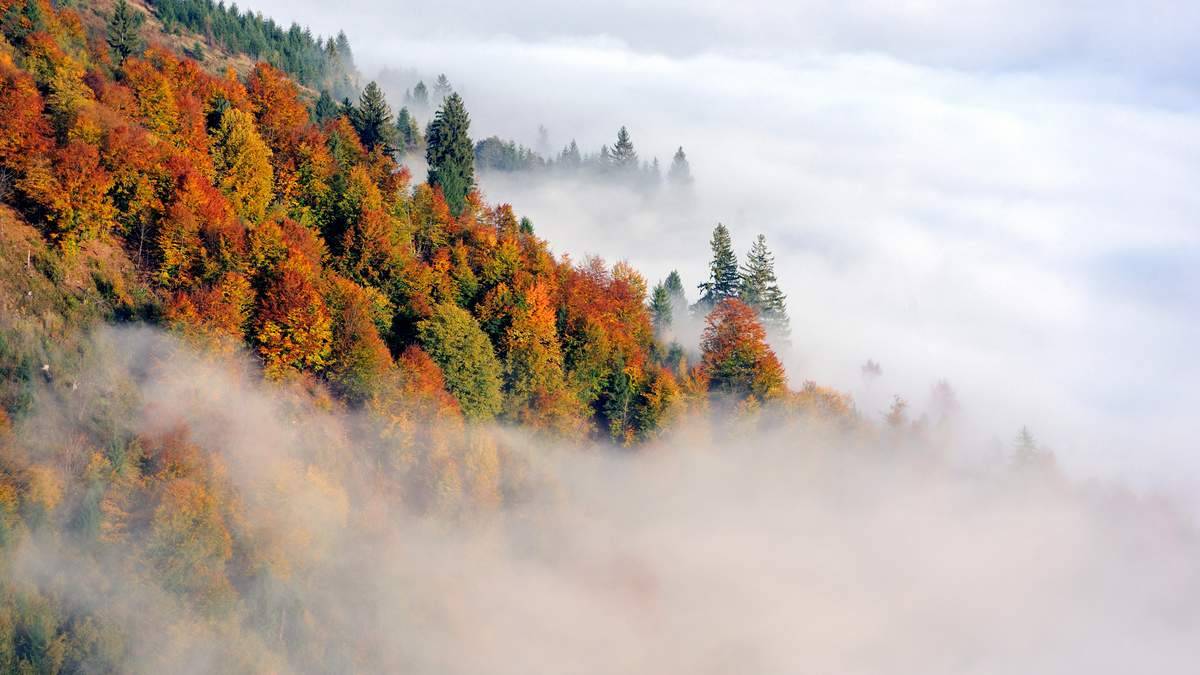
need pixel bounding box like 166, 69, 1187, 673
241, 0, 1200, 492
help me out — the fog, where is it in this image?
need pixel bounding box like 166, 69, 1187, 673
229, 0, 1200, 494
12, 327, 1200, 673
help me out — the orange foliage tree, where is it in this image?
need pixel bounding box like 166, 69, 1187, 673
699, 298, 786, 402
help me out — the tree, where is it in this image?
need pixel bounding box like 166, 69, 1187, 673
417, 303, 503, 420
395, 106, 420, 150
649, 282, 672, 331
313, 90, 338, 124
610, 126, 637, 172
106, 0, 145, 63
425, 93, 475, 216
696, 223, 739, 310
351, 81, 393, 152
210, 107, 274, 223
433, 73, 451, 101
559, 139, 581, 168
739, 234, 789, 335
664, 270, 687, 308
700, 298, 786, 401
411, 80, 428, 109
667, 146, 693, 187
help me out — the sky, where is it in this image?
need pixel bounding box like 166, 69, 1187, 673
240, 0, 1200, 491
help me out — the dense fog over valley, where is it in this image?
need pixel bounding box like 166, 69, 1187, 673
243, 0, 1200, 489
0, 0, 1197, 672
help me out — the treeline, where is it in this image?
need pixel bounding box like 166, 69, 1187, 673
146, 0, 359, 98
475, 126, 696, 194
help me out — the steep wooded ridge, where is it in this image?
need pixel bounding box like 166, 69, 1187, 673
0, 1, 1033, 672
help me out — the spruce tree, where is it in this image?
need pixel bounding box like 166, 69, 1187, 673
313, 90, 338, 124
560, 140, 581, 168
739, 234, 789, 334
610, 126, 638, 172
351, 81, 393, 152
696, 223, 739, 310
649, 282, 672, 331
426, 93, 475, 216
412, 80, 429, 109
664, 270, 687, 305
107, 0, 145, 63
395, 106, 420, 150
668, 146, 693, 187
433, 73, 452, 101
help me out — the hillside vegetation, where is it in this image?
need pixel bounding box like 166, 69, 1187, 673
0, 0, 1016, 671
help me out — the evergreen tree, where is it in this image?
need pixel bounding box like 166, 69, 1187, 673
664, 270, 687, 305
433, 73, 452, 101
739, 234, 789, 335
425, 93, 475, 216
412, 80, 429, 109
610, 126, 637, 172
668, 146, 693, 187
696, 223, 739, 310
107, 0, 145, 63
559, 139, 581, 168
313, 90, 338, 124
351, 81, 393, 152
395, 106, 420, 150
650, 282, 672, 331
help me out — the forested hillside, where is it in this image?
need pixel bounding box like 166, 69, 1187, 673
0, 1, 1062, 671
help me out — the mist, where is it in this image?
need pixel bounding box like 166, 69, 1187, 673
6, 326, 1200, 673
231, 0, 1200, 497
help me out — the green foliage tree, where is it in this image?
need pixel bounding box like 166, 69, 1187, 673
313, 89, 338, 124
667, 146, 693, 187
433, 73, 451, 101
610, 126, 637, 172
395, 106, 420, 151
417, 303, 503, 420
351, 81, 393, 152
696, 223, 739, 310
147, 0, 360, 98
425, 93, 475, 216
107, 0, 145, 63
739, 234, 789, 335
411, 80, 428, 109
664, 270, 687, 307
649, 282, 672, 331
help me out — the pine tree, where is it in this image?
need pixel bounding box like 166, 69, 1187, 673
610, 126, 637, 172
664, 270, 687, 306
426, 93, 475, 216
351, 81, 393, 152
313, 90, 338, 124
696, 223, 739, 310
395, 106, 420, 150
412, 80, 429, 109
433, 73, 452, 101
649, 282, 672, 331
559, 139, 581, 168
739, 234, 789, 335
107, 0, 145, 63
668, 146, 693, 187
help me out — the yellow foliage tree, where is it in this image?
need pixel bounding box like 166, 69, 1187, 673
210, 106, 274, 223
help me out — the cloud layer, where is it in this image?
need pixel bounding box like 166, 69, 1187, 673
239, 1, 1200, 490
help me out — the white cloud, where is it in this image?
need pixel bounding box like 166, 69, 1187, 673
237, 1, 1200, 488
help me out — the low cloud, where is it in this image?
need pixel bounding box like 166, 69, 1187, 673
8, 327, 1200, 673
